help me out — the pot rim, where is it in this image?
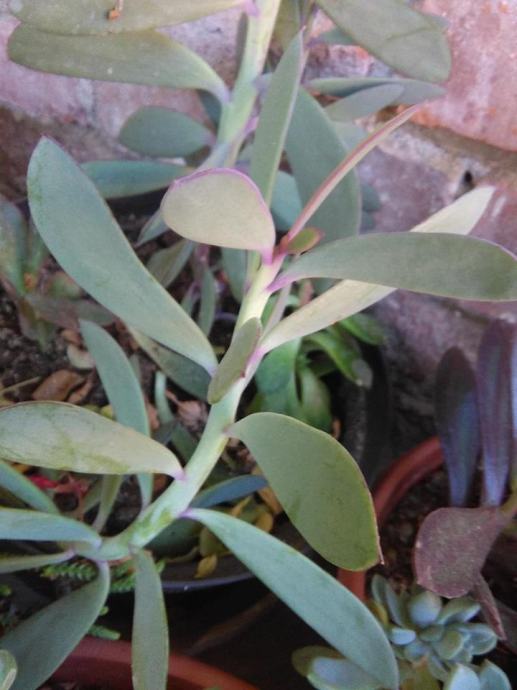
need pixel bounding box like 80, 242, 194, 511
338, 437, 443, 600
52, 637, 258, 690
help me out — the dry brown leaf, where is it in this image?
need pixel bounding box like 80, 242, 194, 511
255, 510, 274, 533
252, 467, 283, 516
32, 370, 83, 402
195, 554, 218, 579
146, 401, 160, 431
67, 375, 94, 405
60, 328, 81, 345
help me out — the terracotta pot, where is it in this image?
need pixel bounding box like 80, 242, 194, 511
52, 637, 258, 690
338, 437, 443, 601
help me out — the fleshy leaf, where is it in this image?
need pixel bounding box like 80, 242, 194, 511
0, 650, 16, 690
262, 188, 495, 352
81, 321, 149, 435
120, 108, 213, 158
8, 26, 227, 100
0, 458, 57, 514
132, 550, 169, 690
1, 565, 109, 690
478, 661, 511, 690
293, 646, 381, 690
275, 233, 517, 301
316, 0, 451, 82
0, 551, 72, 575
476, 319, 516, 505
271, 171, 302, 231
0, 402, 183, 477
208, 318, 262, 404
82, 160, 184, 199
147, 241, 194, 288
444, 665, 480, 690
188, 509, 398, 689
250, 32, 305, 204
228, 412, 379, 569
285, 89, 361, 242
0, 198, 26, 294
10, 0, 244, 33
131, 330, 210, 400
414, 506, 511, 597
162, 169, 276, 256
0, 509, 100, 545
308, 77, 445, 105
28, 138, 216, 373
435, 348, 480, 507
325, 84, 404, 122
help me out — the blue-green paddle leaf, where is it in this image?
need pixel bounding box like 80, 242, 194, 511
9, 27, 228, 100
0, 508, 100, 545
132, 550, 169, 690
1, 564, 110, 690
0, 458, 57, 514
228, 412, 379, 569
187, 510, 398, 689
82, 160, 184, 199
28, 138, 216, 373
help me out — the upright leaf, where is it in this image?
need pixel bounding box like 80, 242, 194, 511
81, 319, 151, 520
0, 458, 57, 514
208, 318, 262, 403
275, 232, 517, 301
477, 320, 516, 505
1, 565, 109, 690
0, 198, 26, 294
82, 160, 184, 199
285, 89, 361, 242
414, 506, 511, 597
132, 551, 169, 690
262, 188, 495, 351
188, 510, 398, 689
28, 139, 216, 373
132, 330, 210, 400
250, 33, 305, 204
316, 0, 451, 82
10, 0, 245, 33
162, 169, 276, 256
0, 508, 100, 545
0, 650, 16, 690
9, 26, 227, 100
229, 412, 379, 569
81, 321, 149, 435
0, 402, 183, 477
120, 108, 213, 159
147, 241, 194, 288
435, 349, 480, 507
222, 247, 247, 302
198, 268, 217, 337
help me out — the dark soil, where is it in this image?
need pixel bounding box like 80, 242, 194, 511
0, 292, 69, 396
370, 468, 448, 589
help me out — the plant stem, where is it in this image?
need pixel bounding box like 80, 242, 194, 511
83, 260, 281, 562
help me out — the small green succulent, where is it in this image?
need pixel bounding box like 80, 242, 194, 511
294, 575, 511, 690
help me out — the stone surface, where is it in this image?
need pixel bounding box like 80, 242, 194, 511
415, 0, 517, 151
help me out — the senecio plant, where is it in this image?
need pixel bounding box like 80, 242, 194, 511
0, 135, 516, 690
294, 576, 510, 690
1, 2, 517, 690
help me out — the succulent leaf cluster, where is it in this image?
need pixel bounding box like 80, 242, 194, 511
371, 575, 510, 690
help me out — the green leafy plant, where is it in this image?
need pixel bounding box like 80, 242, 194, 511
1, 2, 517, 689
0, 122, 515, 688
293, 575, 511, 690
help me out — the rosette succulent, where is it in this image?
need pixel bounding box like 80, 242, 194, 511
293, 575, 511, 690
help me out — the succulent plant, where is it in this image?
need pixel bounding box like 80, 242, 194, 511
294, 575, 511, 690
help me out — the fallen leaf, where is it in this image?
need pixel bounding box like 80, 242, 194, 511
32, 370, 83, 401
195, 554, 218, 579
67, 375, 94, 404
